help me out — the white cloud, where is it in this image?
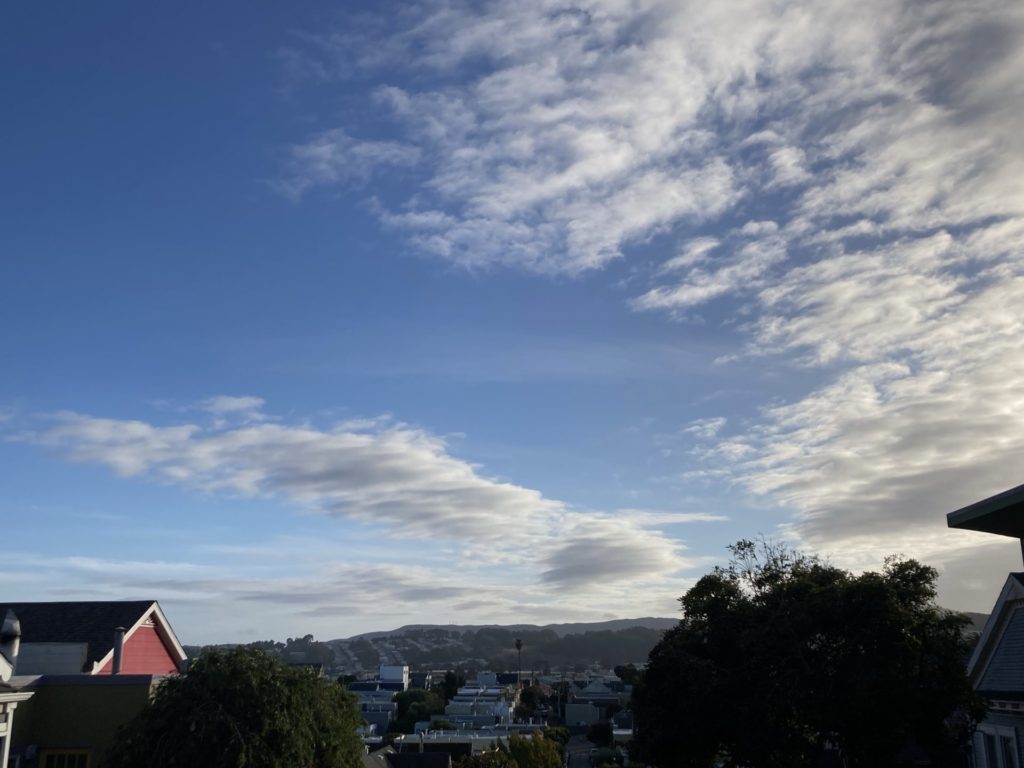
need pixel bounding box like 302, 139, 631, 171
4, 531, 691, 641
202, 395, 266, 415
278, 0, 1024, 584
33, 411, 560, 544
540, 515, 688, 587
633, 231, 787, 311
279, 128, 420, 200
657, 237, 721, 274
767, 147, 811, 188
21, 404, 693, 618
614, 508, 729, 525
683, 417, 727, 440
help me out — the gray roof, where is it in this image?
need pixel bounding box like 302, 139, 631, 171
0, 601, 155, 671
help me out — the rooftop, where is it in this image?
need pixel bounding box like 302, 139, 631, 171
947, 483, 1024, 538
0, 601, 158, 671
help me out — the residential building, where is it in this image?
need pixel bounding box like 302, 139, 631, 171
442, 675, 515, 728
948, 483, 1024, 768
1, 612, 33, 768
0, 601, 186, 676
0, 600, 187, 768
348, 664, 413, 733
565, 680, 623, 726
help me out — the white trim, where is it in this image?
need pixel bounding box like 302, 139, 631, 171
0, 692, 34, 704
91, 601, 187, 674
976, 723, 1020, 768
149, 601, 188, 665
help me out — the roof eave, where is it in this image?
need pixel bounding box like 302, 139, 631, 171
947, 482, 1024, 538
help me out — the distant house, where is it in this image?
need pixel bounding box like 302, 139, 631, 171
0, 601, 186, 676
409, 671, 433, 690
442, 678, 514, 728
565, 680, 623, 726
948, 483, 1024, 768
348, 665, 412, 733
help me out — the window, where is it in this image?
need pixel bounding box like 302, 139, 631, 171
978, 727, 1020, 768
40, 751, 89, 768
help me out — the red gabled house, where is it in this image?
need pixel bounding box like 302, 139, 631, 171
0, 601, 188, 767
0, 600, 186, 677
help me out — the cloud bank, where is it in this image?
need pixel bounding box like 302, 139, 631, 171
20, 402, 706, 631
281, 0, 1024, 573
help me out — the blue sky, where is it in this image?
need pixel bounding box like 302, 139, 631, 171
3, 0, 1023, 643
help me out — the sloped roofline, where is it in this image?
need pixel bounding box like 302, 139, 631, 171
967, 572, 1024, 685
91, 600, 187, 674
947, 482, 1024, 538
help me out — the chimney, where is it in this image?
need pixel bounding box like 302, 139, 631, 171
1, 610, 21, 681
112, 627, 126, 674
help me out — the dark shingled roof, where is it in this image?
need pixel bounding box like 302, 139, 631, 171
0, 601, 155, 672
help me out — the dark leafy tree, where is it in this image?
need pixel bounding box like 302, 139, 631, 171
634, 539, 984, 768
438, 669, 466, 701
393, 688, 445, 733
455, 735, 561, 768
518, 684, 544, 711
541, 726, 570, 747
104, 646, 363, 768
613, 664, 640, 686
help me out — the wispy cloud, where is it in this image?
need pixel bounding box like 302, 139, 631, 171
16, 403, 696, 628
279, 128, 420, 200
30, 410, 561, 545
277, 0, 1024, 572
201, 395, 266, 415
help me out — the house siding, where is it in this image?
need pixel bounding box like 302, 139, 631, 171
982, 606, 1024, 695
97, 626, 178, 675
10, 676, 156, 764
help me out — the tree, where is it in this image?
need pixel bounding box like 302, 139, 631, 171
104, 646, 363, 768
438, 669, 466, 702
540, 726, 570, 748
613, 663, 640, 686
455, 746, 517, 768
456, 735, 561, 768
393, 688, 444, 733
506, 733, 561, 768
518, 684, 543, 711
634, 540, 984, 768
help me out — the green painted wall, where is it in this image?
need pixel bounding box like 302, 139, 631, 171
12, 678, 155, 765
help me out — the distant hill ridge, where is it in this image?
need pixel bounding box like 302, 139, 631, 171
336, 616, 678, 642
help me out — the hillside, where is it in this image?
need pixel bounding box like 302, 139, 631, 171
343, 617, 677, 641
328, 618, 677, 674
